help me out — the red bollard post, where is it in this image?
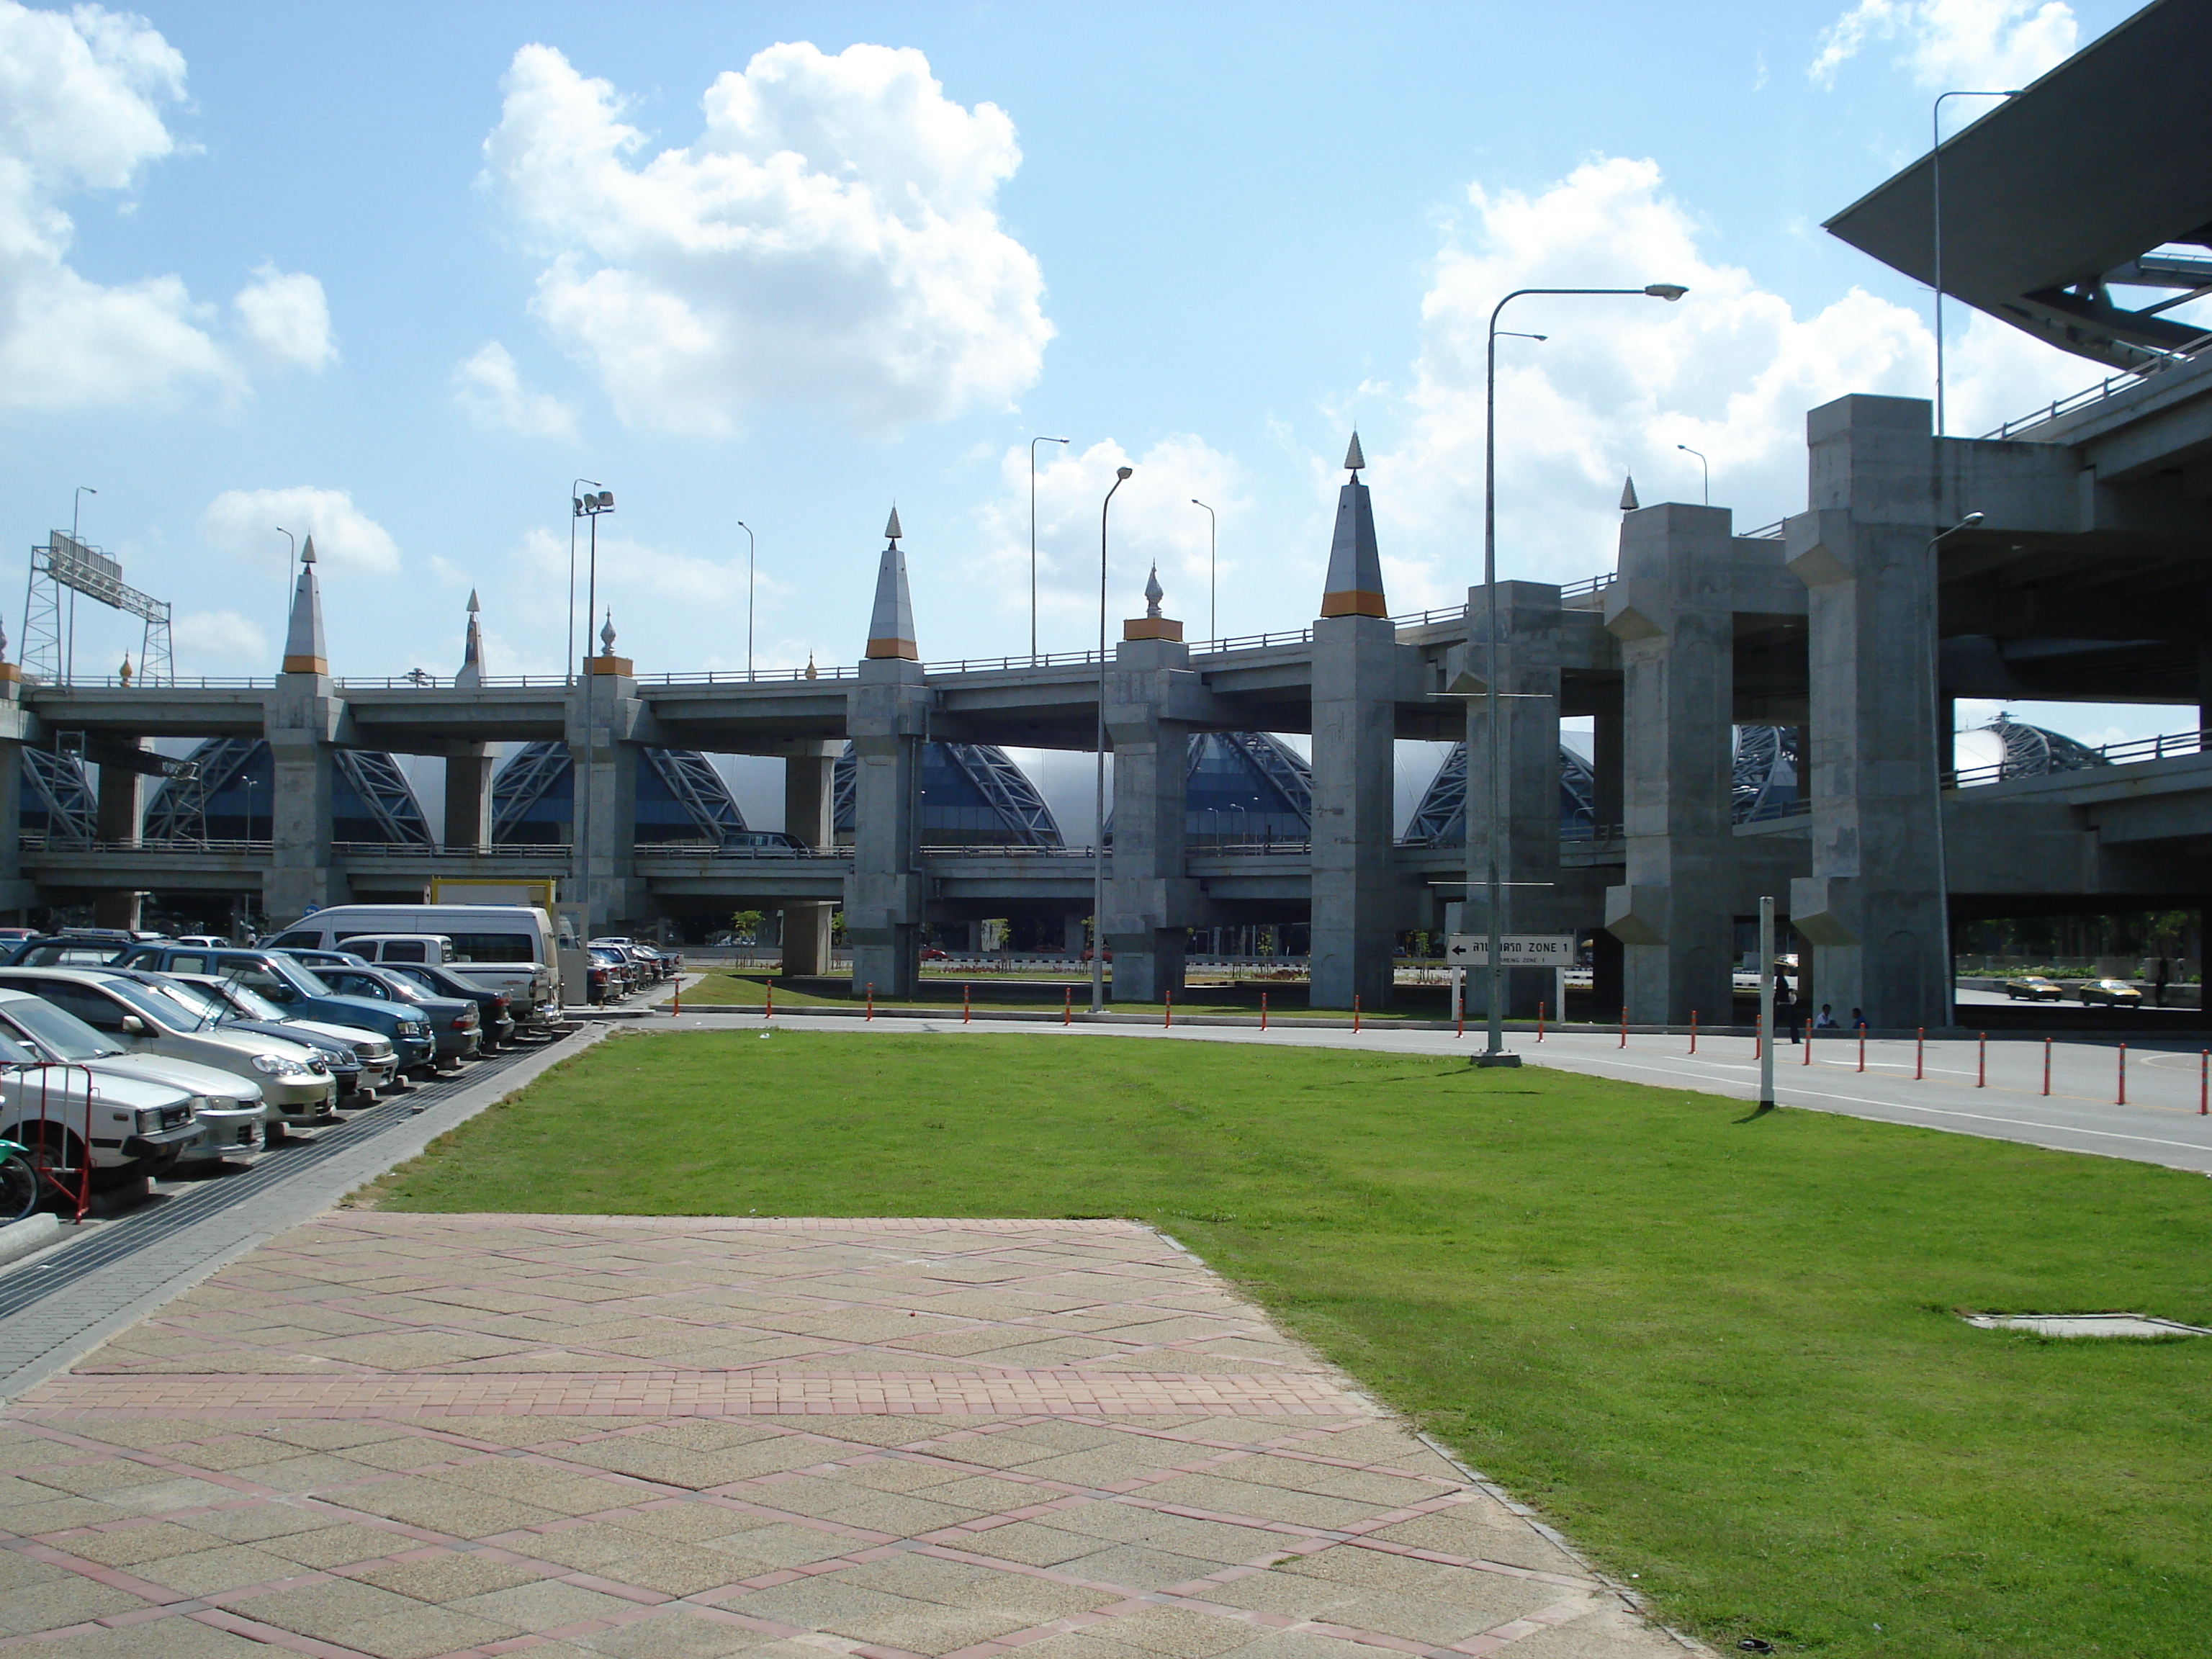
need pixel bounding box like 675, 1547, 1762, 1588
1915, 1028, 1923, 1079
1354, 995, 1361, 1033
1261, 990, 1269, 1030
671, 977, 680, 1019
2043, 1036, 2051, 1095
765, 982, 773, 1020
2118, 1042, 2126, 1106
1802, 1020, 1812, 1064
1858, 1029, 1866, 1072
1977, 1033, 1986, 1087
1062, 986, 1071, 1025
963, 984, 971, 1025
1537, 1002, 1545, 1043
1619, 1005, 1627, 1048
1689, 1010, 1697, 1055
867, 984, 875, 1021
1164, 989, 1172, 1028
2200, 1050, 2207, 1115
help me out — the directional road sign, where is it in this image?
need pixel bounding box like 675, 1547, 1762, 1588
1447, 933, 1575, 967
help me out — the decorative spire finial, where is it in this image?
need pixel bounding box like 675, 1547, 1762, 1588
300, 535, 318, 565
1344, 431, 1366, 474
467, 588, 480, 613
1619, 474, 1640, 512
804, 652, 819, 680
884, 505, 903, 544
865, 511, 919, 662
1144, 565, 1164, 619
457, 587, 486, 686
282, 535, 328, 675
1318, 439, 1386, 620
600, 611, 616, 657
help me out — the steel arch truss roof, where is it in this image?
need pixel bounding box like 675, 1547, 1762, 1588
493, 742, 750, 845
833, 742, 1063, 848
1401, 742, 1598, 845
333, 749, 433, 846
493, 742, 572, 842
1732, 724, 1801, 824
143, 737, 261, 842
642, 747, 748, 842
1979, 716, 2110, 777
22, 748, 94, 845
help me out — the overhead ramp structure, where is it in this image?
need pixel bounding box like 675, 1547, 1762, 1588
1824, 0, 2212, 369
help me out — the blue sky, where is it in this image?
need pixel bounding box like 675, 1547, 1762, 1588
0, 0, 2180, 806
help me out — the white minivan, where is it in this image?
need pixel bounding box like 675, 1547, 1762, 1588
266, 905, 568, 1027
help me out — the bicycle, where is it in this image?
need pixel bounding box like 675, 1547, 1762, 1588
0, 1139, 40, 1224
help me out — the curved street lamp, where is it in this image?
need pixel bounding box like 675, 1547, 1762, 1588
1190, 498, 1216, 642
1092, 464, 1133, 1014
737, 520, 756, 678
1676, 444, 1709, 504
1478, 283, 1686, 1064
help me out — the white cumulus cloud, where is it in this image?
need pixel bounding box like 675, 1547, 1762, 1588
0, 3, 333, 413
1367, 156, 2094, 590
1809, 0, 2078, 90
452, 341, 577, 439
482, 40, 1051, 435
171, 609, 268, 671
204, 487, 400, 575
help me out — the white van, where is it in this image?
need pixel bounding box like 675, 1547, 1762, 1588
266, 905, 569, 1025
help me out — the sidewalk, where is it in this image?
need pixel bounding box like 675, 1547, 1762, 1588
0, 1215, 1689, 1658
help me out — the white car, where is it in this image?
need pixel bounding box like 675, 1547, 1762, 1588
0, 968, 338, 1133
0, 992, 264, 1166
151, 974, 398, 1101
0, 992, 209, 1182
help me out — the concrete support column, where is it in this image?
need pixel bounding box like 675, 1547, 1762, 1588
1592, 688, 1624, 832
781, 746, 838, 979
0, 678, 30, 916
265, 698, 343, 925
1103, 632, 1200, 1002
1310, 613, 1398, 1007
1602, 505, 1740, 1025
1462, 582, 1563, 1018
1786, 395, 1950, 1029
567, 659, 646, 935
845, 669, 929, 997
443, 745, 495, 850
91, 740, 148, 930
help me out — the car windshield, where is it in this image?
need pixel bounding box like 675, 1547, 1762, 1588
98, 979, 197, 1032
136, 979, 225, 1022
2, 999, 123, 1061
206, 980, 289, 1021
260, 957, 335, 997
370, 974, 433, 1004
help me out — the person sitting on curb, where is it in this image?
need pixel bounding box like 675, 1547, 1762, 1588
1814, 1004, 1839, 1030
1851, 1007, 1869, 1030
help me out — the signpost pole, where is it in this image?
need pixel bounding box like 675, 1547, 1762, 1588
1757, 896, 1776, 1109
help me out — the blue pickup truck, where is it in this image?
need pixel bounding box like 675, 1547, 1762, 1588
114, 946, 437, 1078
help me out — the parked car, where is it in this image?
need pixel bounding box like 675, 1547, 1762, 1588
4, 929, 137, 968
136, 973, 398, 1103
173, 935, 233, 949
268, 948, 372, 974
302, 965, 482, 1067
2002, 975, 2065, 1001
590, 940, 667, 985
376, 961, 516, 1050
0, 968, 338, 1134
264, 904, 571, 1014
587, 948, 634, 1002
112, 947, 436, 1076
0, 995, 206, 1185
2077, 978, 2144, 1008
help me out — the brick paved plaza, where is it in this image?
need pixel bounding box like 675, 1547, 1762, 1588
0, 1215, 1683, 1658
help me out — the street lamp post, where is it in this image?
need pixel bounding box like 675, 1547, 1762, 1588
577, 488, 616, 670
1932, 89, 2018, 437
242, 776, 258, 845
1928, 511, 1982, 1023
1030, 436, 1069, 661
1481, 284, 1686, 1063
1190, 498, 1216, 642
1676, 444, 1709, 505
1092, 465, 1133, 1015
737, 520, 755, 677
568, 478, 601, 681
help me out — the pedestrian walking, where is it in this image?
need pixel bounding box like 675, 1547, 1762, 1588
1777, 966, 1798, 1041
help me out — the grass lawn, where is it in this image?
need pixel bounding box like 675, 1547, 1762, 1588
680, 968, 1457, 1022
369, 1029, 2212, 1657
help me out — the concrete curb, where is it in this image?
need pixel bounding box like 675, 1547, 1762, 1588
0, 1215, 58, 1270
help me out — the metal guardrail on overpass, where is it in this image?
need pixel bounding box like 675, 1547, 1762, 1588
1948, 726, 2208, 788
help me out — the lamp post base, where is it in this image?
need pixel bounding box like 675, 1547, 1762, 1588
1475, 1052, 1523, 1069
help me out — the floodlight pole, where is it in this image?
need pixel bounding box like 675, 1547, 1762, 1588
1092, 465, 1132, 1015
1030, 437, 1068, 662
738, 520, 755, 678
1931, 90, 2017, 437
568, 478, 599, 685
1191, 498, 1216, 642
1483, 284, 1684, 1061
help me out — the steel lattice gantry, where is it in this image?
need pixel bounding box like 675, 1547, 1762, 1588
832, 741, 1063, 848
20, 748, 95, 845
492, 742, 750, 846
143, 739, 431, 844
